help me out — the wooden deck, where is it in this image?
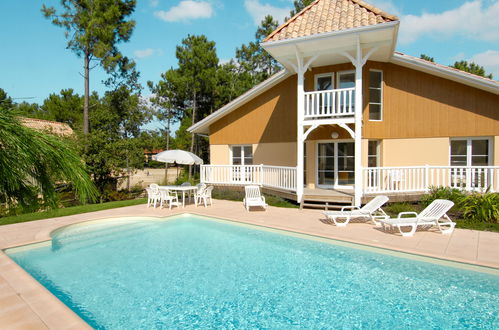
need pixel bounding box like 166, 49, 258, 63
211, 184, 426, 209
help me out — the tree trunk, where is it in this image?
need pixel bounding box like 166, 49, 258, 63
189, 91, 197, 181
164, 115, 170, 183
83, 52, 90, 135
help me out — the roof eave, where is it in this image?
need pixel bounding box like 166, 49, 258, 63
261, 21, 400, 49
390, 53, 499, 95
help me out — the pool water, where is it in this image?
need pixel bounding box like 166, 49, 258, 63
6, 215, 499, 329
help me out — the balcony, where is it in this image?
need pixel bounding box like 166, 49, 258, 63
304, 88, 355, 121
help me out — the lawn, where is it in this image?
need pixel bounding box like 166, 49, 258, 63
0, 198, 147, 226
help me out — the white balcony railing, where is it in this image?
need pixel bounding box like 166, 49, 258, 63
201, 165, 297, 192
304, 87, 355, 120
363, 166, 499, 194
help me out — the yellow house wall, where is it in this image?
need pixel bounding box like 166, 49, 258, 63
209, 145, 230, 165
253, 142, 297, 166
381, 138, 450, 166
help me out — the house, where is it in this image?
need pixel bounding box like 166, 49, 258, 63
21, 117, 73, 136
189, 0, 499, 207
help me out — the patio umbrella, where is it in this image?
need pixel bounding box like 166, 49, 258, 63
152, 150, 204, 165
152, 150, 203, 183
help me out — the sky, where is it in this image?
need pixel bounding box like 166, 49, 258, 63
0, 0, 498, 129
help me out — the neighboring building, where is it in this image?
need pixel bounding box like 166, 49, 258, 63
21, 117, 73, 136
189, 0, 499, 206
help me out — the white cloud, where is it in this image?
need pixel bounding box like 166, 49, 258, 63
150, 0, 159, 8
154, 1, 213, 22
366, 0, 400, 16
470, 50, 499, 79
399, 1, 499, 45
134, 48, 156, 59
244, 0, 290, 25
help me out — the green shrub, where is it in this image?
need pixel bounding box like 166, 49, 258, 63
459, 191, 499, 223
385, 202, 417, 217
421, 186, 465, 209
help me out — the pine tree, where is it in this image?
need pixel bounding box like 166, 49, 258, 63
452, 61, 493, 79
42, 0, 137, 134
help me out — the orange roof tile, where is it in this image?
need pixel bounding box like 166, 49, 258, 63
264, 0, 398, 42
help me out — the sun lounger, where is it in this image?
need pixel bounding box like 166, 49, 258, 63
323, 195, 389, 227
243, 185, 268, 211
379, 199, 455, 237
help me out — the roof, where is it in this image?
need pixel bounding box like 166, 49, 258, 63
391, 52, 499, 95
189, 70, 292, 134
21, 118, 74, 136
264, 0, 398, 43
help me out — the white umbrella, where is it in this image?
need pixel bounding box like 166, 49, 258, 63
152, 149, 204, 165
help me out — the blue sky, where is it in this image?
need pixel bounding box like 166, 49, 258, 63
0, 0, 498, 115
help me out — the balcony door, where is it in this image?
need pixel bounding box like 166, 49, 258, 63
317, 141, 355, 189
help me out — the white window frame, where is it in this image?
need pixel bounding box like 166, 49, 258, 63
367, 140, 381, 167
336, 70, 355, 89
230, 145, 253, 166
314, 73, 334, 91
449, 137, 492, 166
368, 69, 383, 122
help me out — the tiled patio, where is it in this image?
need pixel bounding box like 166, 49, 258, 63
1, 199, 498, 329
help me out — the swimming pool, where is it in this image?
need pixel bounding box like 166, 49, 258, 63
6, 214, 499, 329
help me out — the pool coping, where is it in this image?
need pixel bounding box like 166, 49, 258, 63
0, 200, 498, 328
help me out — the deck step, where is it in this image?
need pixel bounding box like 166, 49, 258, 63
300, 198, 353, 211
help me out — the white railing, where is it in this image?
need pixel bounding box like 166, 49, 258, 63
363, 166, 499, 194
304, 87, 355, 119
201, 164, 297, 192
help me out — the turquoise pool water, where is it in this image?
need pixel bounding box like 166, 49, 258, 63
6, 215, 499, 329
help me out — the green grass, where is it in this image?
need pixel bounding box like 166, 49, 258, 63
0, 198, 147, 226
212, 188, 298, 209
455, 220, 499, 233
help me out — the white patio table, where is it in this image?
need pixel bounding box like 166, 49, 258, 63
159, 185, 198, 208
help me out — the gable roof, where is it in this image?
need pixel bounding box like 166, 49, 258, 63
264, 0, 398, 43
21, 117, 74, 136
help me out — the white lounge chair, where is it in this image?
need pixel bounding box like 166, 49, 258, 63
160, 189, 180, 210
379, 199, 455, 237
147, 184, 161, 208
323, 195, 389, 227
243, 185, 268, 211
196, 186, 213, 207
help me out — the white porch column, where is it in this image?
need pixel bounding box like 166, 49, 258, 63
296, 57, 305, 203
353, 41, 364, 206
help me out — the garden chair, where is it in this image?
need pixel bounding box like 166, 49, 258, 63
147, 184, 161, 208
160, 189, 180, 210
243, 185, 267, 211
323, 195, 389, 227
379, 199, 455, 237
196, 186, 213, 208
194, 183, 207, 206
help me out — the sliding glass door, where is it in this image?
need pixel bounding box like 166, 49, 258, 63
317, 141, 355, 188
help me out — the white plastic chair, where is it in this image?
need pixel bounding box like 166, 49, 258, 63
194, 183, 207, 206
160, 189, 180, 210
379, 199, 455, 237
197, 186, 213, 207
323, 195, 389, 227
147, 184, 161, 208
243, 185, 267, 211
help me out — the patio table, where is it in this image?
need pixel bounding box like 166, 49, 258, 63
159, 185, 198, 208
